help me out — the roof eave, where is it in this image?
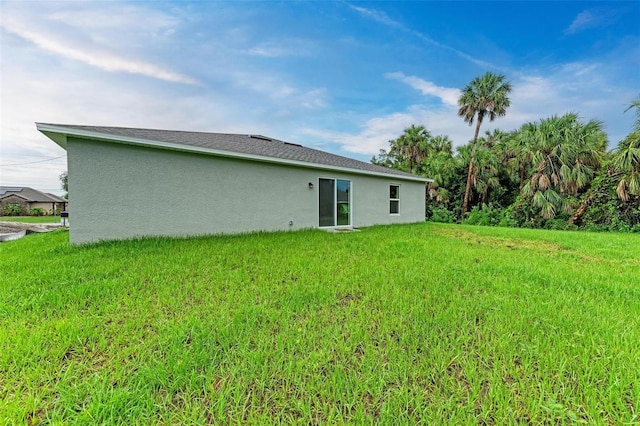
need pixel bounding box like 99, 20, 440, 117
36, 123, 431, 183
38, 126, 69, 150
0, 193, 31, 201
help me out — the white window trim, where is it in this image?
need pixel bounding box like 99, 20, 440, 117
390, 184, 400, 215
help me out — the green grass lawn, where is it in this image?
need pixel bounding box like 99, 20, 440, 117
1, 223, 638, 424
0, 216, 62, 224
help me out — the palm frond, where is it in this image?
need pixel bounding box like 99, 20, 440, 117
540, 201, 556, 219
629, 172, 640, 196
616, 179, 629, 201
538, 174, 550, 190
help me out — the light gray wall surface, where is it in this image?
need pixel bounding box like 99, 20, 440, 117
67, 138, 425, 243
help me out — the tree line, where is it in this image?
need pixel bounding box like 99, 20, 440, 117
372, 72, 640, 231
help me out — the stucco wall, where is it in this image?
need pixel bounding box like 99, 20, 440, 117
67, 137, 425, 244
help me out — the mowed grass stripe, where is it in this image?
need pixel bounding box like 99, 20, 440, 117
0, 223, 638, 424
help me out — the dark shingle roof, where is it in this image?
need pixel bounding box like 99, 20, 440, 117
0, 187, 23, 196
36, 124, 429, 181
0, 186, 67, 203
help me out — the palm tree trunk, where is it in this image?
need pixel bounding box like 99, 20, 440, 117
569, 193, 594, 225
462, 118, 483, 216
570, 169, 622, 224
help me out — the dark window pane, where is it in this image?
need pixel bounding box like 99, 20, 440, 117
336, 180, 350, 226
337, 203, 349, 225
390, 200, 399, 214
390, 185, 399, 199
337, 180, 350, 202
319, 179, 335, 227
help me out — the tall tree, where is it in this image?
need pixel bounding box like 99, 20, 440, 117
505, 124, 536, 191
395, 125, 432, 174
423, 135, 455, 204
372, 125, 432, 174
570, 98, 640, 227
59, 171, 68, 199
457, 135, 502, 205
458, 72, 512, 215
625, 93, 640, 132
372, 126, 456, 205
521, 113, 606, 219
613, 95, 640, 201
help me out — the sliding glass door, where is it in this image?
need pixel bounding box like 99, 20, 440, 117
319, 178, 335, 227
318, 178, 351, 227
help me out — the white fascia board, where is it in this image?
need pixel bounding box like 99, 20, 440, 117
36, 123, 432, 183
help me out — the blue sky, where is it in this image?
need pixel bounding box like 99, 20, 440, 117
1, 1, 638, 195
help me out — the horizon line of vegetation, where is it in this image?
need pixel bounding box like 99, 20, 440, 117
372, 72, 639, 232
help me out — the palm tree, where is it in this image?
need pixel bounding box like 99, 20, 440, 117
395, 125, 431, 174
458, 72, 512, 215
521, 113, 606, 219
429, 135, 453, 155
457, 136, 502, 205
613, 95, 640, 201
624, 93, 640, 131
423, 135, 455, 204
504, 124, 536, 191
613, 134, 640, 201
372, 125, 443, 176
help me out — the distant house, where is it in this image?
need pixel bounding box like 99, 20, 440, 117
0, 186, 67, 216
37, 123, 431, 244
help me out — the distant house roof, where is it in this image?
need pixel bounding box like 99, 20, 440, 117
36, 123, 431, 183
0, 186, 67, 203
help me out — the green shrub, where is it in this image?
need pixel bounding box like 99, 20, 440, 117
29, 207, 45, 216
543, 218, 574, 231
502, 196, 539, 228
2, 203, 23, 216
463, 203, 502, 227
429, 206, 455, 223
575, 171, 640, 232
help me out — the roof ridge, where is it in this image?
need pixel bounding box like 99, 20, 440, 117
37, 123, 431, 182
37, 123, 269, 139
0, 186, 67, 202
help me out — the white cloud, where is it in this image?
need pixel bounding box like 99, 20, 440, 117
349, 3, 494, 70
303, 103, 477, 156
300, 89, 329, 109
248, 44, 292, 58
304, 110, 419, 155
0, 2, 198, 85
47, 6, 179, 31
302, 55, 636, 157
560, 62, 601, 77
386, 72, 461, 107
229, 71, 328, 109
10, 28, 197, 84
349, 5, 404, 29
564, 9, 614, 35
247, 39, 313, 58
0, 61, 237, 193
1, 0, 635, 193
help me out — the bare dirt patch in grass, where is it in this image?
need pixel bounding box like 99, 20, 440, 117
432, 225, 612, 264
0, 221, 61, 234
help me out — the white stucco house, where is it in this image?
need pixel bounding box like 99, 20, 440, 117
37, 123, 431, 244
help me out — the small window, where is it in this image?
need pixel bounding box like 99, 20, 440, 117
390, 185, 400, 214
